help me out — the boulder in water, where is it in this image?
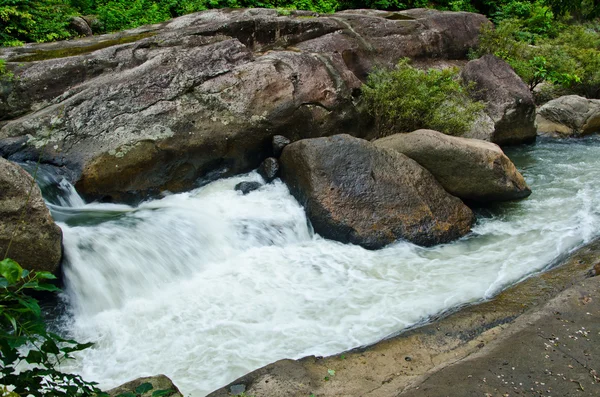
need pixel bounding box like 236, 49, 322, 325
374, 129, 531, 202
461, 55, 537, 145
0, 157, 62, 273
235, 181, 262, 195
280, 134, 474, 249
536, 95, 600, 138
107, 375, 182, 397
258, 157, 280, 182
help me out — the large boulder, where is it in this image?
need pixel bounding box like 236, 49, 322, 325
280, 135, 474, 249
0, 157, 62, 273
0, 8, 489, 203
374, 129, 531, 202
461, 54, 537, 145
536, 95, 600, 138
107, 375, 182, 397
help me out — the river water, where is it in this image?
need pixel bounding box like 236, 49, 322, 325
41, 137, 600, 396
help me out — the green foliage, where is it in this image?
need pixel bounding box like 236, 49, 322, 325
476, 17, 600, 98
114, 382, 174, 397
0, 258, 105, 396
361, 59, 485, 136
0, 0, 78, 46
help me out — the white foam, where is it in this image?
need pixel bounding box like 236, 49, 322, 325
56, 137, 600, 396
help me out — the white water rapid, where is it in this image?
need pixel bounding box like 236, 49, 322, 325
47, 137, 600, 396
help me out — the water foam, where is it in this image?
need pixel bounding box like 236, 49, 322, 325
55, 137, 600, 396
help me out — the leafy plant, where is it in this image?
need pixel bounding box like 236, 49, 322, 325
0, 258, 107, 396
361, 58, 485, 136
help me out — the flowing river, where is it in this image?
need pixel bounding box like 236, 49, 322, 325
37, 137, 600, 396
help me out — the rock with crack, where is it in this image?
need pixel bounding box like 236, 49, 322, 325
0, 157, 62, 274
374, 129, 531, 202
280, 134, 474, 249
461, 54, 537, 145
0, 8, 489, 203
536, 95, 600, 138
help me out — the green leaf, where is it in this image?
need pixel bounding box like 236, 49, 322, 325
33, 283, 61, 292
152, 390, 174, 397
0, 258, 23, 284
327, 369, 335, 376
35, 271, 56, 280
25, 350, 44, 364
135, 382, 153, 395
0, 277, 8, 288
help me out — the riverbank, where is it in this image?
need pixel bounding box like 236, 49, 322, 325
208, 238, 600, 396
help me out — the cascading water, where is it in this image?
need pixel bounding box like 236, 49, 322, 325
44, 137, 600, 396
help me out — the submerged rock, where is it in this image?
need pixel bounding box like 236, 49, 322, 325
280, 134, 474, 249
107, 375, 182, 397
0, 8, 488, 202
375, 129, 531, 202
235, 181, 262, 195
258, 157, 280, 182
461, 54, 537, 145
536, 95, 600, 138
0, 157, 62, 273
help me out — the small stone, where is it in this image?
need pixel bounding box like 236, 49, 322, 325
405, 356, 412, 362
258, 157, 280, 182
273, 135, 291, 157
235, 181, 262, 195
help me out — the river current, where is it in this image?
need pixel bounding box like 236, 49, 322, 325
38, 137, 600, 396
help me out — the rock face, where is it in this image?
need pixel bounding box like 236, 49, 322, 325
374, 129, 531, 202
0, 8, 489, 202
280, 134, 474, 249
536, 95, 600, 138
69, 16, 93, 37
0, 157, 62, 273
107, 375, 182, 397
462, 54, 537, 145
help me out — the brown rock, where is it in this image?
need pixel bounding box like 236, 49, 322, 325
0, 157, 62, 273
462, 54, 537, 145
374, 129, 531, 202
280, 134, 474, 249
69, 16, 93, 37
536, 95, 600, 138
0, 8, 489, 202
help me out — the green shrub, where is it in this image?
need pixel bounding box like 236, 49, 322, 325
0, 258, 102, 396
0, 0, 77, 46
361, 58, 485, 136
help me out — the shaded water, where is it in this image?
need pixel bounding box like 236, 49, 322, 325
48, 137, 600, 396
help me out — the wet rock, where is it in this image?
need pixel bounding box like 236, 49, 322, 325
69, 16, 93, 37
235, 181, 262, 194
375, 129, 531, 202
107, 375, 182, 397
0, 8, 488, 202
536, 95, 600, 138
272, 135, 291, 157
258, 157, 279, 182
462, 54, 537, 145
280, 134, 474, 249
0, 157, 62, 273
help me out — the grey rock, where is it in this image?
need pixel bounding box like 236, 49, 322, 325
69, 16, 93, 37
375, 129, 531, 202
0, 157, 62, 273
280, 134, 474, 249
0, 8, 489, 202
107, 375, 182, 397
536, 95, 600, 138
235, 181, 262, 194
462, 54, 537, 145
258, 157, 279, 182
272, 135, 291, 157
